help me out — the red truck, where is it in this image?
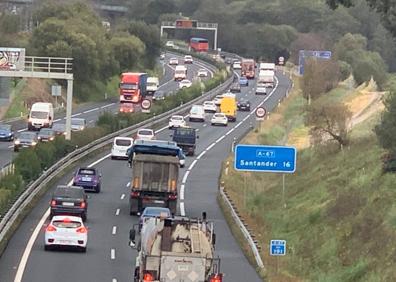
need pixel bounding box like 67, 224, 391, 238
119, 72, 148, 103
241, 59, 256, 79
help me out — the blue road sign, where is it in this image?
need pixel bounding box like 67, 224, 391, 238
234, 145, 296, 173
317, 50, 332, 59
270, 240, 286, 256
298, 50, 332, 75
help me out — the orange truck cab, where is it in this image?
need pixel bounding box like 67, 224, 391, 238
119, 72, 148, 103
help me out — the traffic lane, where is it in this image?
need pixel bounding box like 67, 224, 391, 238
0, 141, 13, 167
21, 157, 133, 282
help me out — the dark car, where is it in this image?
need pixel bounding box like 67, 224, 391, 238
38, 128, 55, 142
230, 82, 241, 93
139, 207, 171, 231
52, 123, 66, 136
0, 124, 14, 141
239, 76, 249, 86
14, 131, 38, 152
171, 127, 198, 156
237, 99, 251, 111
73, 167, 101, 193
153, 90, 166, 101
50, 185, 88, 221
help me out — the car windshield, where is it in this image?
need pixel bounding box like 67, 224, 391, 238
39, 129, 54, 136
138, 129, 153, 136
143, 208, 171, 218
78, 169, 95, 175
53, 123, 65, 130
30, 111, 48, 119
172, 116, 183, 121
52, 220, 81, 228
204, 101, 214, 105
19, 132, 36, 139
0, 124, 11, 131
115, 139, 132, 146
72, 119, 85, 125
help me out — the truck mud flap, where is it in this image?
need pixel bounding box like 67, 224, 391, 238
129, 198, 140, 215
168, 200, 177, 216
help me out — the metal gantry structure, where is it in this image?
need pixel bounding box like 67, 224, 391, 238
0, 56, 74, 140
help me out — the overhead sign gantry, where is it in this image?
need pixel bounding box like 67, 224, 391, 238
0, 47, 74, 140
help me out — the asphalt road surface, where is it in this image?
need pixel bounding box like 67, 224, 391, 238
0, 68, 291, 282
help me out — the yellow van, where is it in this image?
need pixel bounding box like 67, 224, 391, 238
220, 93, 237, 122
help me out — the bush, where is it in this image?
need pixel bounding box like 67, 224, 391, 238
338, 60, 352, 81
14, 149, 42, 182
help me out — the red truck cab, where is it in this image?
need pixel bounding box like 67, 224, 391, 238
119, 72, 148, 103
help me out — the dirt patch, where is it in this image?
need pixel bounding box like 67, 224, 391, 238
20, 78, 56, 107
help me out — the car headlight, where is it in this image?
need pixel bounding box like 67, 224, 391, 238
8, 132, 12, 136
14, 140, 20, 145
38, 136, 41, 140
32, 141, 37, 146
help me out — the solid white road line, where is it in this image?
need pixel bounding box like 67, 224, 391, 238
182, 171, 190, 184
71, 113, 82, 117
14, 209, 50, 282
112, 226, 117, 235
101, 103, 116, 109
83, 107, 99, 114
115, 208, 120, 216
188, 159, 197, 170
180, 184, 185, 200
111, 248, 116, 260
180, 202, 185, 216
17, 129, 27, 133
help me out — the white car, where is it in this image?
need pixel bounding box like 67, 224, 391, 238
160, 53, 165, 60
169, 115, 186, 129
179, 79, 192, 89
165, 41, 175, 48
44, 215, 88, 252
211, 113, 228, 126
189, 105, 205, 122
136, 128, 155, 141
184, 55, 193, 64
232, 61, 241, 69
71, 118, 86, 131
203, 101, 217, 113
111, 137, 134, 160
197, 69, 208, 77
213, 94, 224, 106
169, 58, 179, 65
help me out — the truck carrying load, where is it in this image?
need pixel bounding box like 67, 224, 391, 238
258, 70, 274, 88
119, 72, 148, 103
127, 140, 182, 215
241, 59, 255, 79
130, 213, 223, 282
259, 62, 275, 72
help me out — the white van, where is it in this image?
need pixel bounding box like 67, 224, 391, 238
28, 102, 54, 130
174, 65, 187, 81
189, 105, 205, 122
147, 77, 159, 94
111, 137, 134, 160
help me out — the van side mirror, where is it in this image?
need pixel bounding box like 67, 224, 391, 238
196, 135, 199, 139
49, 116, 52, 120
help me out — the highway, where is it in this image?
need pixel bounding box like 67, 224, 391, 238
0, 67, 291, 281
0, 53, 215, 168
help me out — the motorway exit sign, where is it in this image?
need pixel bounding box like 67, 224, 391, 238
234, 144, 296, 173
270, 240, 286, 256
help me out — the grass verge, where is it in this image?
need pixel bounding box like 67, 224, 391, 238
220, 76, 396, 281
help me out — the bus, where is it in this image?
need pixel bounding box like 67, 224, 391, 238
189, 37, 209, 52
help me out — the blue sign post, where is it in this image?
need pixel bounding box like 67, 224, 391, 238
270, 240, 286, 256
234, 145, 296, 173
234, 144, 297, 209
298, 50, 332, 75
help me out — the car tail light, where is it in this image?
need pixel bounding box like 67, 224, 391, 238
210, 274, 223, 282
76, 227, 88, 233
80, 202, 86, 208
131, 191, 140, 198
168, 194, 177, 200
46, 225, 57, 232
143, 272, 154, 281
50, 200, 56, 207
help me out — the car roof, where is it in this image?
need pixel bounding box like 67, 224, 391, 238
115, 136, 133, 141
171, 115, 183, 118
142, 207, 171, 216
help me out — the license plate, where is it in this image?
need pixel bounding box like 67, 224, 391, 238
59, 240, 72, 244
154, 200, 164, 204
62, 202, 74, 206
82, 177, 92, 182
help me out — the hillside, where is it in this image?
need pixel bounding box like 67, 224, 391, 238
221, 75, 396, 281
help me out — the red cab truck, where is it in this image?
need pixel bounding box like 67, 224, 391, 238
241, 59, 256, 79
119, 72, 148, 103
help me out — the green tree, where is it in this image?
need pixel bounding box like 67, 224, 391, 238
375, 90, 396, 154
305, 99, 352, 148
110, 35, 145, 71
14, 150, 42, 182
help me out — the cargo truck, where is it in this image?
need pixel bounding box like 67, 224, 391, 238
127, 140, 180, 215
119, 72, 148, 103
146, 77, 159, 95
129, 213, 224, 282
241, 59, 256, 79
258, 70, 274, 88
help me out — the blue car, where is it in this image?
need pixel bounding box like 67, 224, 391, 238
139, 207, 172, 231
239, 76, 249, 86
0, 124, 14, 141
73, 167, 101, 193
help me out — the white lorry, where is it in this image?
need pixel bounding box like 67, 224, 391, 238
147, 77, 159, 95
28, 102, 54, 130
259, 62, 275, 72
174, 65, 187, 81
129, 213, 224, 282
258, 70, 275, 88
